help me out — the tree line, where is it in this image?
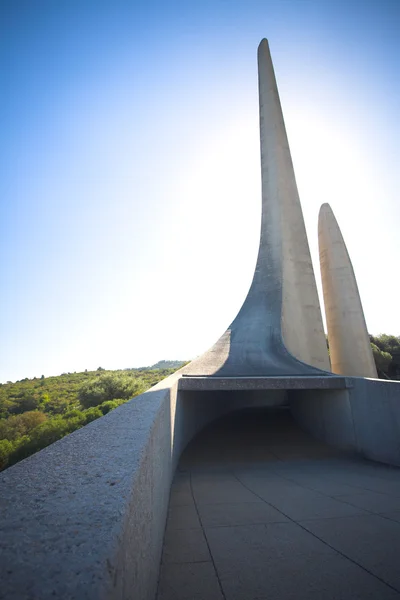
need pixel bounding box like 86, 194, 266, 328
369, 334, 400, 379
0, 365, 185, 471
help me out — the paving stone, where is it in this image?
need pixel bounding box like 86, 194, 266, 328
335, 491, 400, 514
236, 477, 368, 521
157, 562, 223, 600
217, 552, 399, 600
205, 522, 368, 600
191, 471, 237, 483
327, 474, 400, 496
162, 527, 210, 564
172, 471, 191, 486
161, 410, 400, 599
301, 514, 400, 590
192, 479, 261, 505
169, 487, 194, 507
167, 504, 201, 530
198, 502, 288, 527
279, 474, 366, 497
170, 478, 191, 493
205, 522, 334, 563
268, 444, 339, 460
380, 511, 400, 524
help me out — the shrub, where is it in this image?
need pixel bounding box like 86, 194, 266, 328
29, 418, 70, 448
371, 344, 392, 376
0, 411, 47, 441
78, 374, 145, 408
98, 399, 126, 415
0, 439, 14, 470
82, 407, 103, 424
8, 393, 41, 414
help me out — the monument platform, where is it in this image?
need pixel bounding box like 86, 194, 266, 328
179, 375, 349, 391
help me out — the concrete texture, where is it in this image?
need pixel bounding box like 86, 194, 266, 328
179, 375, 348, 391
291, 377, 400, 466
2, 376, 400, 599
318, 203, 377, 377
158, 409, 400, 600
0, 373, 337, 600
0, 372, 239, 600
183, 39, 330, 377
0, 374, 179, 600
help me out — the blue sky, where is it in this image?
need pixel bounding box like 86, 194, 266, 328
1, 0, 399, 382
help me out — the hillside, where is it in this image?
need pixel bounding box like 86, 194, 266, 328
0, 364, 185, 471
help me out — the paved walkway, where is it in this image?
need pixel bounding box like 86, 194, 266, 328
157, 408, 400, 600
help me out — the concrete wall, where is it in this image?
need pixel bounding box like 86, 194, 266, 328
0, 375, 286, 600
1, 374, 181, 600
2, 372, 399, 600
290, 377, 400, 466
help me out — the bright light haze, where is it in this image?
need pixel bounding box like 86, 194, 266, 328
1, 0, 399, 382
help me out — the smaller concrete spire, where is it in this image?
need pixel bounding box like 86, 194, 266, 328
318, 203, 377, 378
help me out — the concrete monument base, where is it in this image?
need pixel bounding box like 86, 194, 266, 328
1, 372, 400, 600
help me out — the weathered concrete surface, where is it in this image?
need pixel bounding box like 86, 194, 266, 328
0, 372, 237, 600
0, 373, 323, 600
158, 409, 400, 600
318, 203, 377, 377
179, 375, 348, 391
183, 39, 330, 377
2, 374, 400, 599
0, 374, 180, 600
291, 377, 400, 466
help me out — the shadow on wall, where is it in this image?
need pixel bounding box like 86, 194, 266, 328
289, 380, 400, 467
176, 405, 348, 473
171, 388, 289, 469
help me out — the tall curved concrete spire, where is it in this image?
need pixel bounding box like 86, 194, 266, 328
184, 39, 330, 376
319, 203, 377, 378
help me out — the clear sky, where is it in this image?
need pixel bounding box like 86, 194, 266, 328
1, 0, 399, 382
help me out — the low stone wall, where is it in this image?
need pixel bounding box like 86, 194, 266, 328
290, 377, 400, 466
0, 375, 187, 598
1, 373, 267, 600
1, 374, 176, 600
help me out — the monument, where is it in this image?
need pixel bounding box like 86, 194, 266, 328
319, 202, 377, 377
184, 39, 331, 377
1, 38, 400, 600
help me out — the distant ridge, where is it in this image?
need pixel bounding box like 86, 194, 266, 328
141, 360, 186, 371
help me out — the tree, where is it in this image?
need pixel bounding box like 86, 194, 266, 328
8, 392, 40, 414
78, 373, 146, 408
371, 344, 392, 377
370, 334, 400, 379
0, 440, 14, 470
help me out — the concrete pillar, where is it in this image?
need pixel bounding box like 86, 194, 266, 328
183, 39, 330, 376
318, 203, 377, 377
257, 40, 330, 370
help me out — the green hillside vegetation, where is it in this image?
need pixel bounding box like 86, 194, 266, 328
370, 334, 400, 379
0, 365, 185, 471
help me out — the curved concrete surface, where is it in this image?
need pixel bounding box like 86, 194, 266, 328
319, 203, 377, 377
183, 39, 330, 377
158, 408, 400, 600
